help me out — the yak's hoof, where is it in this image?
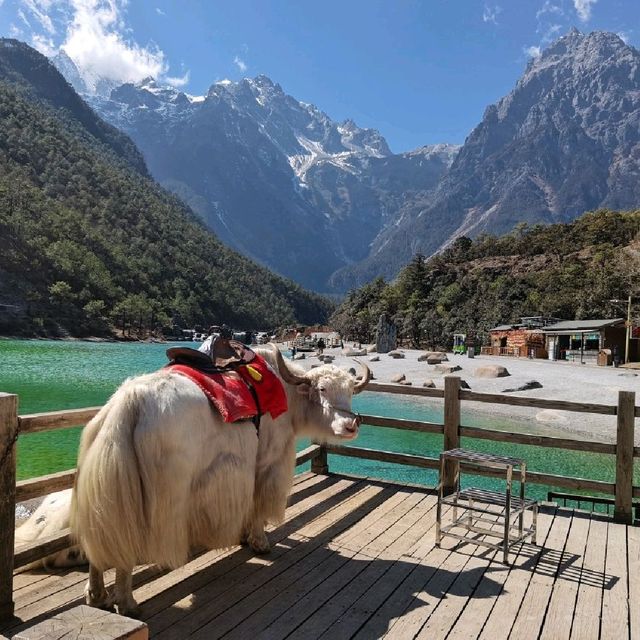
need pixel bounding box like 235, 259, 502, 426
84, 583, 114, 610
116, 599, 141, 618
248, 532, 271, 555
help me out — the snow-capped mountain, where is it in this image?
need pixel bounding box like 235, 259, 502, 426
55, 69, 454, 290
331, 29, 640, 289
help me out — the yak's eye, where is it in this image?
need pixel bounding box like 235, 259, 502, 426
318, 386, 327, 393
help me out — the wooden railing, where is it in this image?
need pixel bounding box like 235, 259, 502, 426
0, 378, 637, 620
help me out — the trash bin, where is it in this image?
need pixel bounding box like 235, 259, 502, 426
597, 349, 612, 366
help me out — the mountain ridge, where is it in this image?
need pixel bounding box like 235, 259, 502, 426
56, 60, 456, 291
0, 40, 332, 337
331, 29, 640, 289
49, 29, 640, 293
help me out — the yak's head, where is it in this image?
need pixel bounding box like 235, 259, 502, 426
270, 345, 371, 442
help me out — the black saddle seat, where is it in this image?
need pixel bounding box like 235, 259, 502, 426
166, 340, 255, 374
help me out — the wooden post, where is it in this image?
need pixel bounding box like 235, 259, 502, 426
311, 443, 329, 475
443, 377, 461, 495
0, 393, 18, 622
614, 390, 635, 524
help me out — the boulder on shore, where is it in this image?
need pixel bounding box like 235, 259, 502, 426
369, 355, 380, 362
474, 365, 510, 378
418, 351, 448, 362
391, 373, 406, 383
435, 364, 461, 374
398, 380, 413, 386
388, 350, 405, 359
502, 380, 543, 392
344, 348, 367, 357
423, 380, 436, 388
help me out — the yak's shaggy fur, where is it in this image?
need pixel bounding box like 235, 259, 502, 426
71, 346, 366, 613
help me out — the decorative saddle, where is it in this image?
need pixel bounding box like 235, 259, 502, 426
165, 342, 288, 427
166, 339, 255, 374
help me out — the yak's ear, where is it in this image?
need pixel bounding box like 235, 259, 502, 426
296, 383, 311, 396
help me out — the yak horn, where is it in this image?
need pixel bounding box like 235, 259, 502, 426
271, 344, 307, 386
352, 360, 372, 394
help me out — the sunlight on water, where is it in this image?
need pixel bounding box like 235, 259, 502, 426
0, 339, 627, 504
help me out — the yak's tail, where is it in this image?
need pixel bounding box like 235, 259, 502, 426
71, 373, 192, 570
71, 381, 147, 570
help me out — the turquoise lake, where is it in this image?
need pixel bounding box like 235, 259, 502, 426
0, 339, 629, 504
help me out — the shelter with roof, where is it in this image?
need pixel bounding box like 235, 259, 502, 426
544, 318, 633, 364
485, 316, 561, 358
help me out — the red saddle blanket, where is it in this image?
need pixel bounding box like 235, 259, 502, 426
168, 354, 288, 423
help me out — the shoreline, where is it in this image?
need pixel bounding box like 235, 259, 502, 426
288, 345, 636, 444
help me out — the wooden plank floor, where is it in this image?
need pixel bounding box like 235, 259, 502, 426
2, 472, 636, 640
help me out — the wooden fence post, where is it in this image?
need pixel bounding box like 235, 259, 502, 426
311, 443, 329, 475
614, 390, 635, 524
443, 377, 461, 495
0, 393, 18, 622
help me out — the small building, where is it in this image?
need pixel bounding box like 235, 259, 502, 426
485, 317, 559, 357
544, 318, 631, 364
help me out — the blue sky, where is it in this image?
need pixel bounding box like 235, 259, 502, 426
1, 0, 638, 152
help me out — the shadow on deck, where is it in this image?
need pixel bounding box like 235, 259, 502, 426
3, 472, 636, 640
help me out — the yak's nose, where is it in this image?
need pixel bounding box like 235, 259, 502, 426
344, 417, 359, 435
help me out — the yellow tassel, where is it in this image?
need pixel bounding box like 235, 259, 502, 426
246, 365, 263, 382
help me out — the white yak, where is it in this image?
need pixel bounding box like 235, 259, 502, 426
71, 345, 370, 615
14, 489, 86, 570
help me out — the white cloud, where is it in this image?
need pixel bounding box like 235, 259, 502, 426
482, 3, 501, 24
18, 8, 32, 28
22, 0, 56, 34
32, 32, 57, 55
155, 7, 164, 15
59, 0, 168, 91
536, 1, 563, 19
540, 23, 562, 42
524, 45, 542, 58
233, 55, 247, 72
9, 23, 23, 37
573, 0, 597, 22
17, 0, 182, 92
165, 70, 190, 87
617, 30, 631, 44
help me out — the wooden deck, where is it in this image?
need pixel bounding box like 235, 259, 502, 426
2, 472, 638, 640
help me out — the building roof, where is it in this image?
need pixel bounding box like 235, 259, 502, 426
544, 318, 625, 333
490, 324, 518, 332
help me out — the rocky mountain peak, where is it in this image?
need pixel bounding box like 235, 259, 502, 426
403, 143, 461, 166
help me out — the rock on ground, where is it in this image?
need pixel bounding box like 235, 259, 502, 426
369, 355, 380, 362
391, 373, 406, 383
343, 348, 367, 356
502, 380, 543, 392
388, 351, 405, 359
474, 365, 510, 378
435, 364, 462, 374
423, 380, 435, 388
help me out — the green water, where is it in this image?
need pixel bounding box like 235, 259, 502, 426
0, 339, 628, 504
